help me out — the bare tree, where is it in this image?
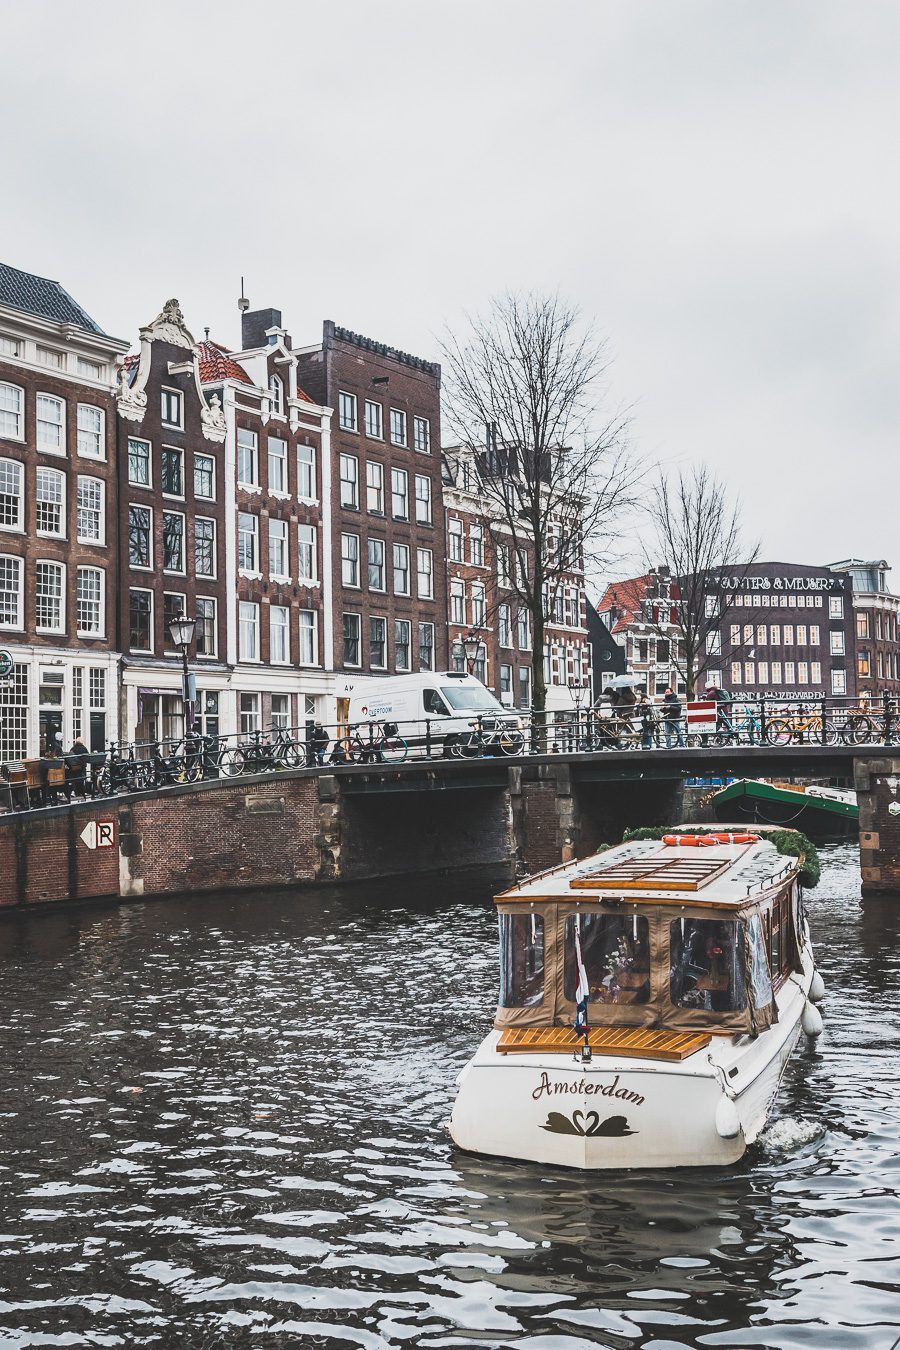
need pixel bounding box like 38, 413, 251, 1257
643, 465, 758, 698
440, 292, 640, 714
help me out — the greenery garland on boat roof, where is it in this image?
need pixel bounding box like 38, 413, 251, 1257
620, 825, 820, 888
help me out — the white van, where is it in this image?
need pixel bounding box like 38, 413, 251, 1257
345, 672, 517, 751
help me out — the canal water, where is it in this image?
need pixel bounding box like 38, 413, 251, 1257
0, 845, 897, 1349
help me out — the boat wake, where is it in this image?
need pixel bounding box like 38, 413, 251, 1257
758, 1115, 824, 1154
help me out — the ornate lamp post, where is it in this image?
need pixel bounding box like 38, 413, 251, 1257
168, 615, 197, 738
463, 632, 482, 676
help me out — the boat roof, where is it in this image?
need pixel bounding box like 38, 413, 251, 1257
498, 836, 796, 908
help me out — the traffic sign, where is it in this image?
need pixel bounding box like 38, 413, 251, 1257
80, 820, 116, 850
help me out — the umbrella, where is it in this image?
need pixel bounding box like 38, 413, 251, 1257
605, 674, 643, 689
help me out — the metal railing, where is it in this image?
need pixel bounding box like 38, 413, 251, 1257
1, 693, 897, 812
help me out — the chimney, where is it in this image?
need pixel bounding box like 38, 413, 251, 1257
241, 307, 283, 350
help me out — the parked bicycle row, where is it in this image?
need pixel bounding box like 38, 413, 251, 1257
2, 694, 899, 811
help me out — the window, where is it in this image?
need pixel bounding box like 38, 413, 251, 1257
297, 444, 315, 499
268, 437, 288, 493
415, 474, 432, 524
796, 624, 807, 646
500, 664, 513, 698
269, 374, 284, 416
76, 567, 103, 635
811, 660, 822, 684
162, 512, 185, 572
858, 648, 870, 678
194, 453, 214, 502
758, 661, 769, 684
413, 416, 430, 454
367, 460, 385, 513
365, 400, 383, 439
298, 609, 317, 665
238, 512, 259, 572
129, 505, 152, 567
563, 913, 650, 1006
76, 476, 103, 543
0, 336, 19, 357
471, 582, 486, 626
517, 609, 531, 650
707, 631, 721, 656
77, 405, 104, 458
239, 601, 260, 661
237, 428, 259, 487
0, 459, 23, 530
0, 555, 22, 627
270, 605, 290, 664
368, 537, 385, 590
271, 693, 290, 728
448, 518, 463, 561
830, 630, 845, 655
743, 623, 753, 645
37, 395, 65, 454
340, 453, 359, 508
129, 589, 153, 651
395, 619, 411, 671
784, 661, 795, 684
416, 547, 433, 598
0, 383, 23, 440
128, 437, 151, 486
856, 611, 870, 639
160, 445, 183, 496
831, 669, 847, 696
370, 616, 387, 668
35, 560, 64, 631
339, 391, 357, 431
341, 533, 359, 587
343, 612, 361, 666
269, 517, 288, 578
473, 643, 487, 683
450, 579, 465, 625
196, 597, 216, 656
771, 660, 782, 683
783, 625, 794, 645
297, 523, 316, 581
757, 624, 767, 646
769, 624, 780, 645
195, 518, 216, 577
36, 468, 65, 536
390, 408, 407, 446
744, 661, 755, 684
76, 357, 101, 379
731, 661, 742, 683
669, 918, 746, 1012
37, 346, 64, 369
497, 545, 510, 588
499, 604, 511, 647
470, 524, 484, 566
519, 666, 531, 709
829, 596, 844, 618
240, 692, 260, 736
161, 388, 182, 427
705, 594, 718, 618
391, 467, 408, 519
393, 543, 410, 595
419, 622, 434, 671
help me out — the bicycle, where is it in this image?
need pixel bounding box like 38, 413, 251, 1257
765, 707, 838, 746
449, 715, 525, 758
224, 727, 303, 776
334, 720, 408, 764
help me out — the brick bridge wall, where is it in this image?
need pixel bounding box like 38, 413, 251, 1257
857, 756, 900, 897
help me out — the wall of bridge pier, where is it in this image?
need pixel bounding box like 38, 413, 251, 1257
0, 744, 893, 910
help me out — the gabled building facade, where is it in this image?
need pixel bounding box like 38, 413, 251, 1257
596, 568, 684, 696
0, 262, 128, 759
827, 559, 899, 696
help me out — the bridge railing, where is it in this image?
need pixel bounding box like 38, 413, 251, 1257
2, 693, 898, 812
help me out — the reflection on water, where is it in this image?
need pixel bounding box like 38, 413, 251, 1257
0, 849, 898, 1348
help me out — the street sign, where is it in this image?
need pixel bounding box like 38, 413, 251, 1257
80, 820, 116, 851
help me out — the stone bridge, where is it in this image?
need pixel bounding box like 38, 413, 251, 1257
1, 745, 898, 909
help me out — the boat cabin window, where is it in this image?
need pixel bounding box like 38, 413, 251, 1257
563, 914, 650, 1005
669, 918, 747, 1012
498, 913, 544, 1007
767, 893, 792, 981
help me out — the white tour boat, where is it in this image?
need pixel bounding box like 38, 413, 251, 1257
449, 831, 825, 1169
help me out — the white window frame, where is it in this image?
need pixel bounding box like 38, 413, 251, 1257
237, 427, 259, 488
195, 596, 218, 658
471, 582, 486, 627
339, 391, 358, 432
36, 466, 66, 538
0, 383, 24, 441
298, 609, 318, 666
238, 511, 259, 575
268, 517, 289, 581
0, 553, 23, 629
129, 503, 153, 570
0, 458, 24, 533
391, 467, 408, 519
162, 509, 186, 575
76, 475, 105, 545
194, 452, 215, 500
76, 565, 104, 637
831, 668, 847, 695
830, 630, 845, 655
35, 559, 65, 633
416, 547, 433, 599
364, 400, 383, 440
269, 374, 285, 416
413, 415, 430, 454
341, 532, 360, 588
415, 473, 432, 524
239, 600, 260, 662
76, 404, 105, 460
393, 542, 410, 596
195, 516, 217, 579
369, 614, 388, 670
36, 393, 66, 455
395, 618, 411, 672
390, 408, 407, 446
366, 459, 385, 514
129, 587, 154, 653
161, 444, 185, 499
418, 621, 435, 672
343, 612, 361, 667
128, 437, 152, 488
340, 453, 359, 509
297, 443, 316, 501
269, 604, 290, 665
268, 436, 288, 495
368, 537, 386, 592
450, 579, 466, 626
297, 522, 317, 583
161, 386, 183, 429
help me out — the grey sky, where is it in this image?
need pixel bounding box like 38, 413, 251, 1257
3, 1, 898, 582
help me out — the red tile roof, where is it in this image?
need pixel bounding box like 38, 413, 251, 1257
197, 339, 252, 385
596, 575, 652, 633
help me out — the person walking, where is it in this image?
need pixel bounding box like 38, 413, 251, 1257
661, 687, 686, 747
638, 693, 656, 750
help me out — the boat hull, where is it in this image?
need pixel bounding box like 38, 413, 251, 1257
712, 780, 857, 842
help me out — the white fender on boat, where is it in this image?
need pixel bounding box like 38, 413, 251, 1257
715, 1095, 742, 1139
809, 969, 826, 1004
802, 999, 824, 1038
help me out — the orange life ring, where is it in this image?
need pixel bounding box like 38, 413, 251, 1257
662, 831, 761, 847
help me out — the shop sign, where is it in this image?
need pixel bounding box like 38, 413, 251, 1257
0, 649, 13, 681
80, 820, 116, 850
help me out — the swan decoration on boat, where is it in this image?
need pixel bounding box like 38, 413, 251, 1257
449, 829, 824, 1170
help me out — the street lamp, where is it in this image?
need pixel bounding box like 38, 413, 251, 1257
168, 614, 197, 737
463, 632, 481, 676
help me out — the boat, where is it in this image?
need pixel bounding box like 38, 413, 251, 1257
448, 831, 824, 1169
712, 778, 857, 842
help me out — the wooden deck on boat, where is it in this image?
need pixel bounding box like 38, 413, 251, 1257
496, 1026, 712, 1061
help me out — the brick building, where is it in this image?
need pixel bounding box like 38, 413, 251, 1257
828, 559, 900, 696
296, 322, 446, 720
0, 262, 128, 759
443, 443, 591, 713
596, 568, 685, 697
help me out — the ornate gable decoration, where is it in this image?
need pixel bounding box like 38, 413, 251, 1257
116, 297, 226, 439
116, 363, 147, 424
139, 298, 196, 350
201, 392, 226, 443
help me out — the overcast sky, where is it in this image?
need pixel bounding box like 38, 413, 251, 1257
3, 1, 898, 586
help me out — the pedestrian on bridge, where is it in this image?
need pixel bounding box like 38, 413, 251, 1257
662, 687, 686, 748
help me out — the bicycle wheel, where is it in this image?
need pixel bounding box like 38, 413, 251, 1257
280, 739, 302, 769
498, 729, 525, 757
380, 735, 408, 764
816, 720, 839, 746
220, 746, 245, 776
841, 715, 871, 745
335, 735, 361, 764
766, 719, 793, 746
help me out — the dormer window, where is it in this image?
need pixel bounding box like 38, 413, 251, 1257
269, 375, 284, 416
